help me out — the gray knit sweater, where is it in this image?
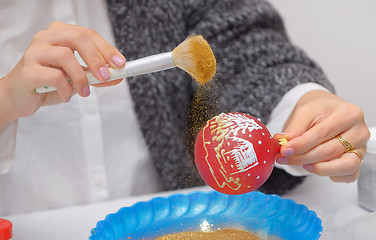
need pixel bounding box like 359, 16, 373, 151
106, 0, 335, 194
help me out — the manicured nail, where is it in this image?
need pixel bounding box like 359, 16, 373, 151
276, 157, 289, 165
112, 55, 126, 67
282, 148, 295, 157
65, 96, 71, 103
83, 85, 90, 97
277, 132, 288, 135
303, 164, 313, 172
99, 66, 111, 80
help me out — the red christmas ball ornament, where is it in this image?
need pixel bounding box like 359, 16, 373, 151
194, 112, 282, 195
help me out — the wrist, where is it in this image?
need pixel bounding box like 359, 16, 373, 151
0, 76, 20, 130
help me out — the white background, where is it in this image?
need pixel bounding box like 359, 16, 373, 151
269, 0, 376, 128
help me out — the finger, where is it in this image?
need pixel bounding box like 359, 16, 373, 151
47, 22, 126, 68
85, 29, 126, 68
336, 125, 370, 151
280, 109, 316, 138
281, 106, 357, 156
31, 66, 74, 103
44, 27, 111, 83
302, 150, 364, 177
91, 79, 123, 88
41, 91, 69, 106
273, 107, 326, 158
33, 45, 89, 97
284, 127, 369, 165
281, 137, 342, 165
330, 168, 360, 183
46, 21, 75, 31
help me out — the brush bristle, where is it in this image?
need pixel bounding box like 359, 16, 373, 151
172, 35, 216, 84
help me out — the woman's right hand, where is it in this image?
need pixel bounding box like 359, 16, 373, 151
0, 21, 125, 122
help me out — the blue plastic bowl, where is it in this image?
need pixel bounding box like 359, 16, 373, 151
89, 190, 322, 240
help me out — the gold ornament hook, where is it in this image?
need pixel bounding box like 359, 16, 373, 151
279, 138, 288, 146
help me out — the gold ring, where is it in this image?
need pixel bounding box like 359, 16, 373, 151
336, 135, 354, 153
347, 148, 364, 162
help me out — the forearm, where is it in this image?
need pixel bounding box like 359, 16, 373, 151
0, 75, 18, 174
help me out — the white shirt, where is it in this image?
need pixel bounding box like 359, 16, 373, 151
0, 0, 326, 215
0, 0, 163, 215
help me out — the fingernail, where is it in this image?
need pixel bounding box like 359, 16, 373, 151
112, 55, 126, 67
277, 132, 288, 135
276, 157, 289, 165
83, 85, 90, 97
282, 148, 295, 157
99, 66, 111, 80
65, 96, 71, 103
303, 164, 313, 172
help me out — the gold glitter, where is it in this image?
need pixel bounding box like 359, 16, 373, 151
154, 228, 262, 240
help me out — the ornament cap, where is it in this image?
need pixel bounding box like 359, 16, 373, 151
279, 138, 288, 146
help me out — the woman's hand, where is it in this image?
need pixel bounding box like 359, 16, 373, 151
0, 21, 125, 123
274, 90, 370, 183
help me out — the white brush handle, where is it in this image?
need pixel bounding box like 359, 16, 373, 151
35, 52, 174, 93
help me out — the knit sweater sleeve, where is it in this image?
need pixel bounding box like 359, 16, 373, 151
184, 0, 334, 123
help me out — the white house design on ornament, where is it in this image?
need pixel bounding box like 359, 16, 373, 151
220, 113, 263, 175
225, 137, 259, 175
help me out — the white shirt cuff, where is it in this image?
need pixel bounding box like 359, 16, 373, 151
0, 119, 18, 174
267, 83, 329, 176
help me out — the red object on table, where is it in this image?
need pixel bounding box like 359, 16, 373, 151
0, 219, 12, 240
194, 112, 281, 195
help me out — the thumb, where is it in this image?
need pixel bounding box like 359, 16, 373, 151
273, 108, 315, 157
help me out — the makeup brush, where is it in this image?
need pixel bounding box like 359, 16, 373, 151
35, 35, 216, 93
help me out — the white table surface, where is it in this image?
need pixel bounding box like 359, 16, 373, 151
4, 175, 371, 240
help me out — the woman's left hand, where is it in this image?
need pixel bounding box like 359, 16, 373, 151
274, 90, 370, 183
